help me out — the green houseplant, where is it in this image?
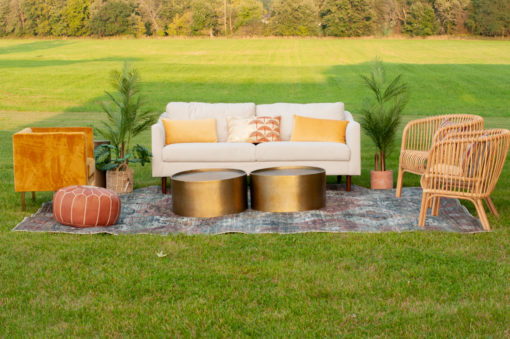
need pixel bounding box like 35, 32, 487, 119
95, 62, 156, 193
360, 60, 409, 189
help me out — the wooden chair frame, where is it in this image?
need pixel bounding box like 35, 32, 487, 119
418, 129, 510, 230
396, 114, 484, 198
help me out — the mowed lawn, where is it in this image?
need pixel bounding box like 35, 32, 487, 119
0, 39, 510, 337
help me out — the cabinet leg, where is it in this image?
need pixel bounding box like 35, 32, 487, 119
32, 191, 36, 201
21, 192, 25, 211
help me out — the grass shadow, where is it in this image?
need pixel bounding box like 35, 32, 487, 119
0, 57, 142, 69
0, 40, 72, 55
63, 62, 510, 117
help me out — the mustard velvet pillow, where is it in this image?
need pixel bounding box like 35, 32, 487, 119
162, 118, 218, 144
290, 115, 348, 143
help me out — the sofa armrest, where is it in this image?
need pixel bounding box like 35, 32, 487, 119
345, 119, 361, 175
151, 121, 165, 177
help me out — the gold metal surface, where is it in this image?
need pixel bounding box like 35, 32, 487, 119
250, 166, 326, 212
171, 168, 247, 218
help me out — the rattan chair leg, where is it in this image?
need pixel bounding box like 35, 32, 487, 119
395, 168, 404, 198
474, 199, 491, 231
432, 197, 440, 216
418, 193, 429, 227
484, 197, 500, 218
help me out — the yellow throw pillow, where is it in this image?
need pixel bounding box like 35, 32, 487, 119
162, 118, 218, 144
290, 115, 348, 143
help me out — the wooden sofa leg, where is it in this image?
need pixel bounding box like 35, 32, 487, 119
346, 176, 352, 192
337, 175, 342, 184
21, 192, 25, 211
162, 177, 167, 194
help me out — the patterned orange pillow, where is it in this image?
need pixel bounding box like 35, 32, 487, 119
249, 116, 281, 143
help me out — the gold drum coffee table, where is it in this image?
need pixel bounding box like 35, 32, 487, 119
250, 166, 326, 212
171, 169, 248, 217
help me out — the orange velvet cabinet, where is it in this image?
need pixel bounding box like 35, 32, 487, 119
12, 127, 96, 210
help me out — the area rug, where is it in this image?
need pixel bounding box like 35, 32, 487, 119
13, 185, 484, 235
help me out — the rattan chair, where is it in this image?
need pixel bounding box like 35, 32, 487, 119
418, 129, 510, 231
396, 114, 484, 198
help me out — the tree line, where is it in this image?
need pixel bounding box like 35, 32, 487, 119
0, 0, 509, 38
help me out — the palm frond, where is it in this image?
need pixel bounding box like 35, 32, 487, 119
359, 59, 409, 170
98, 62, 155, 166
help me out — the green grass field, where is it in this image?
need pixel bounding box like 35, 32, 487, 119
1, 39, 509, 337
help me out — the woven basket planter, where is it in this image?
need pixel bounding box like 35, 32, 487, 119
106, 163, 134, 194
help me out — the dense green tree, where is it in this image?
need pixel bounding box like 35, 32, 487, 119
22, 0, 66, 36
234, 0, 265, 34
320, 0, 373, 37
190, 0, 219, 36
466, 0, 510, 36
0, 0, 509, 38
166, 11, 192, 35
268, 0, 319, 36
90, 0, 135, 36
403, 1, 437, 36
63, 0, 90, 36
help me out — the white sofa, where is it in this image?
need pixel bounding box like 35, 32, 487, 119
152, 102, 361, 192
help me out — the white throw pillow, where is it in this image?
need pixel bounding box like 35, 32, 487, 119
226, 117, 255, 142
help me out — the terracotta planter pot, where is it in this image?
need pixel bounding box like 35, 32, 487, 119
370, 170, 393, 190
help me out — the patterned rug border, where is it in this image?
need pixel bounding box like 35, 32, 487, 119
12, 185, 485, 235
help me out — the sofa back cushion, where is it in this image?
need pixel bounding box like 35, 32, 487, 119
165, 102, 256, 142
291, 115, 348, 143
162, 118, 218, 144
255, 102, 345, 141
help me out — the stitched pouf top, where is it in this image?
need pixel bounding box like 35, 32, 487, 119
53, 185, 121, 228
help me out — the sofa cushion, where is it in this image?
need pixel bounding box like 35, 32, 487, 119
227, 116, 282, 143
255, 102, 345, 141
162, 142, 256, 162
291, 115, 348, 143
256, 141, 350, 162
162, 118, 217, 144
164, 102, 256, 142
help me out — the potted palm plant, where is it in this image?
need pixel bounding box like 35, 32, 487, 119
94, 62, 156, 194
360, 60, 409, 189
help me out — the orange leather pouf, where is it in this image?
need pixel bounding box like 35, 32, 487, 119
53, 185, 121, 227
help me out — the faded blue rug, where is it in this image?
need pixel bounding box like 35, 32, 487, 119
13, 185, 484, 235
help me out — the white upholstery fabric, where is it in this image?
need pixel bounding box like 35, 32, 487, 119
164, 102, 191, 120
162, 142, 256, 162
152, 104, 361, 178
256, 102, 345, 140
256, 142, 350, 161
164, 102, 255, 142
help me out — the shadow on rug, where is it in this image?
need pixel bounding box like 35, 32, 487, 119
13, 185, 484, 235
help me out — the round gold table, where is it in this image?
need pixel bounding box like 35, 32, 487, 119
171, 169, 247, 218
250, 166, 326, 212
